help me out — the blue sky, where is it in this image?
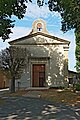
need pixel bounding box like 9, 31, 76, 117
0, 1, 76, 71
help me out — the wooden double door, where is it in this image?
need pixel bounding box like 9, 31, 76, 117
32, 64, 45, 87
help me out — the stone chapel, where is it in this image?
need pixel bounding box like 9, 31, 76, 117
9, 19, 70, 89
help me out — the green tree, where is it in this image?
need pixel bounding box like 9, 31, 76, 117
0, 0, 32, 41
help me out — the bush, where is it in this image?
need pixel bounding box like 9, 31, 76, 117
76, 84, 80, 91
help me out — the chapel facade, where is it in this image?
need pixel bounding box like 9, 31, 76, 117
9, 19, 70, 89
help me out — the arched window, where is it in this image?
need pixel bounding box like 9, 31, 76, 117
37, 23, 42, 31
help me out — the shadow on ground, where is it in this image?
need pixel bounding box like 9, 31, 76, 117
0, 96, 80, 120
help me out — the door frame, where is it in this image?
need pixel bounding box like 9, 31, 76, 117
32, 64, 45, 87
30, 58, 49, 87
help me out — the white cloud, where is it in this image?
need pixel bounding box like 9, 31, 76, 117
9, 26, 31, 41
0, 26, 31, 50
0, 40, 9, 51
25, 2, 60, 19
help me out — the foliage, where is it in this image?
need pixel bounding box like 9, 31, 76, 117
0, 47, 29, 92
76, 84, 80, 91
0, 68, 10, 82
36, 0, 80, 32
75, 30, 80, 72
47, 0, 80, 32
0, 0, 32, 41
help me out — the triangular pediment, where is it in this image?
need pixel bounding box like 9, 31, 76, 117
9, 32, 70, 45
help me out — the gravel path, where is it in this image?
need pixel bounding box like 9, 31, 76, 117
0, 96, 80, 120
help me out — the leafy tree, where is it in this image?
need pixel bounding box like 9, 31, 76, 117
0, 0, 32, 41
0, 0, 44, 41
0, 47, 29, 92
75, 30, 80, 72
0, 67, 11, 81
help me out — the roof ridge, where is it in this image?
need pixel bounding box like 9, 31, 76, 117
9, 32, 70, 44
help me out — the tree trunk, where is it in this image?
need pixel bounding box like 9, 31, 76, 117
10, 76, 15, 93
73, 83, 76, 93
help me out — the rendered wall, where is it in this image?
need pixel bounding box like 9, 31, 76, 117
15, 42, 69, 89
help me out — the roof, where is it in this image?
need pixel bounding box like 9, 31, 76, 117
9, 32, 70, 45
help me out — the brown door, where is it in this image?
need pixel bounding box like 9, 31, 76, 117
32, 64, 45, 87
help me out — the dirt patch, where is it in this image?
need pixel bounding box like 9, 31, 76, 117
40, 89, 80, 106
3, 88, 80, 106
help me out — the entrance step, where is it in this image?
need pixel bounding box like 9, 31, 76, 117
25, 87, 49, 91
23, 87, 49, 98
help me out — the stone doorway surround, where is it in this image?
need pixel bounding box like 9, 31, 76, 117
32, 64, 45, 87
29, 57, 50, 87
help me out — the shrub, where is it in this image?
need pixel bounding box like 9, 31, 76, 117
76, 84, 80, 91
